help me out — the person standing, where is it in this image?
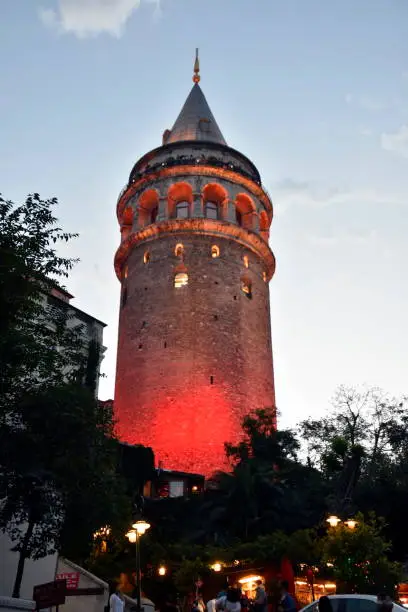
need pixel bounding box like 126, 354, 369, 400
254, 580, 268, 612
110, 583, 125, 612
377, 594, 393, 612
279, 581, 296, 612
318, 597, 333, 612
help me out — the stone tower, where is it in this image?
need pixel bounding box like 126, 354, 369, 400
114, 54, 276, 477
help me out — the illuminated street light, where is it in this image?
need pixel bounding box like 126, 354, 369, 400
126, 521, 151, 612
126, 530, 137, 543
344, 519, 358, 530
158, 566, 167, 576
326, 515, 341, 528
132, 520, 151, 535
211, 562, 222, 572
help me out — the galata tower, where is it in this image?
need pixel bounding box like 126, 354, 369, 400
114, 53, 276, 477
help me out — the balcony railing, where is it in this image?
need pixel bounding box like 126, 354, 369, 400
128, 154, 262, 187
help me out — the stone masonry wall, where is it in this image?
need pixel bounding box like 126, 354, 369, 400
114, 232, 275, 477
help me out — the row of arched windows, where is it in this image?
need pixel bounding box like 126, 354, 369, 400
142, 244, 260, 267
120, 182, 270, 240
173, 273, 254, 298
122, 273, 255, 302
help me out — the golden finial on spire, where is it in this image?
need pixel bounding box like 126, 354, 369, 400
193, 48, 200, 84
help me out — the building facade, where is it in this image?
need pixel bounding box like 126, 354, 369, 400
114, 56, 276, 476
44, 286, 106, 397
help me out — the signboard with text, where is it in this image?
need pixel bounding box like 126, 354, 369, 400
33, 579, 66, 610
56, 571, 80, 590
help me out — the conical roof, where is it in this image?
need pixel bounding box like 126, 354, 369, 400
163, 83, 227, 146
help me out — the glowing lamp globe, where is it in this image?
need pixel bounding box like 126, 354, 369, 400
326, 515, 341, 528
132, 520, 151, 535
344, 519, 357, 530
211, 562, 222, 572
126, 530, 137, 543
158, 566, 167, 576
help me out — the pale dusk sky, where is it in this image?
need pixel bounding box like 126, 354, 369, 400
1, 0, 407, 427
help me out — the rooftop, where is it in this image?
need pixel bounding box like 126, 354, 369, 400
162, 51, 226, 146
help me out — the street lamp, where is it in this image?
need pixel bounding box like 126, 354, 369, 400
126, 521, 151, 612
158, 566, 167, 576
211, 562, 222, 572
326, 515, 341, 528
326, 515, 358, 529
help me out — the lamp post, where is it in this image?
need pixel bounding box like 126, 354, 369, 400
126, 520, 151, 612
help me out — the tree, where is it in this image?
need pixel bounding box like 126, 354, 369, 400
201, 409, 327, 541
321, 513, 402, 595
0, 194, 130, 596
173, 558, 210, 595
0, 193, 85, 413
299, 386, 405, 514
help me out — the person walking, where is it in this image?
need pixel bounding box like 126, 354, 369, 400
109, 583, 125, 612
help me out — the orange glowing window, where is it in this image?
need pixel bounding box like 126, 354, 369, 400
175, 243, 184, 257
123, 266, 128, 279
243, 255, 249, 268
263, 271, 267, 282
241, 280, 252, 299
174, 272, 188, 288
144, 251, 150, 264
211, 245, 220, 258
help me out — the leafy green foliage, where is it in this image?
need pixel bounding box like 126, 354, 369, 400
321, 513, 402, 595
199, 409, 327, 541
0, 193, 85, 413
0, 194, 131, 596
173, 558, 211, 594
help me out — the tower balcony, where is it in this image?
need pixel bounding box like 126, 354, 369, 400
129, 151, 262, 187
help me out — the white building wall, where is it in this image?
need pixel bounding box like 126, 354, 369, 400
0, 529, 58, 600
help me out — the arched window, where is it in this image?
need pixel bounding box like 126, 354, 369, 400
235, 193, 256, 230
144, 251, 150, 264
174, 272, 188, 288
138, 189, 159, 228
151, 206, 158, 224
243, 255, 249, 269
168, 182, 193, 218
241, 279, 252, 299
211, 245, 220, 258
205, 202, 218, 220
263, 271, 267, 282
202, 183, 228, 220
259, 210, 270, 241
176, 201, 189, 219
121, 207, 134, 241
123, 265, 128, 279
175, 243, 184, 257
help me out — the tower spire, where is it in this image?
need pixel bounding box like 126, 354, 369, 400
193, 48, 200, 84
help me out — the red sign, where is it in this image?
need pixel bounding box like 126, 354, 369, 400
33, 579, 66, 610
56, 572, 80, 590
